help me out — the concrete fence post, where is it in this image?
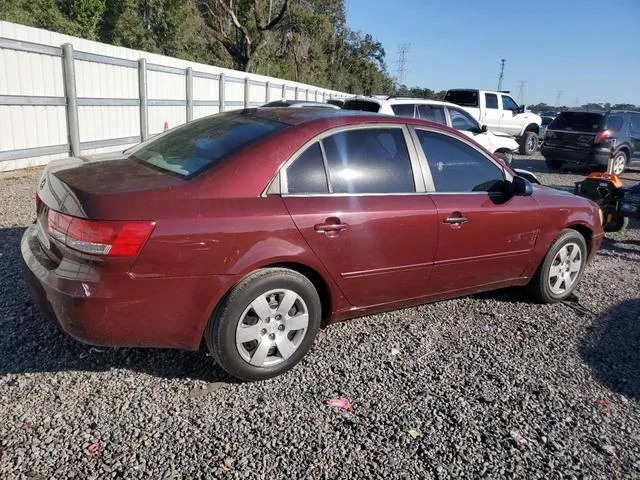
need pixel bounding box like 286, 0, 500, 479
295, 86, 299, 100
219, 73, 226, 112
244, 77, 250, 109
281, 84, 286, 100
138, 58, 148, 141
61, 43, 80, 157
322, 92, 326, 102
265, 81, 270, 103
185, 67, 193, 122
315, 90, 318, 102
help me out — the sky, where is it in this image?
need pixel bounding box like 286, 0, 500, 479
346, 0, 640, 106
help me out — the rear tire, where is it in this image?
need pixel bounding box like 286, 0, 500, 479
519, 131, 538, 155
528, 229, 587, 303
495, 151, 513, 165
545, 158, 563, 170
610, 151, 627, 175
603, 212, 629, 232
205, 268, 321, 381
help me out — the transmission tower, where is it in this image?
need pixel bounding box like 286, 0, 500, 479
555, 90, 563, 107
395, 44, 410, 86
497, 59, 506, 90
517, 80, 526, 104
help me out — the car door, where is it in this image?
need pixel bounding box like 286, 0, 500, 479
410, 127, 540, 294
481, 92, 501, 131
446, 107, 494, 152
629, 113, 640, 163
499, 94, 522, 135
280, 125, 439, 307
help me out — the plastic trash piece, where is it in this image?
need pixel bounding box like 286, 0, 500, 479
325, 397, 352, 411
408, 427, 422, 438
87, 442, 100, 454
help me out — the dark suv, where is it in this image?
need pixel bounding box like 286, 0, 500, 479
541, 110, 640, 175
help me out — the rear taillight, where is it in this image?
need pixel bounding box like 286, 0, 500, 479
47, 211, 155, 257
594, 129, 613, 144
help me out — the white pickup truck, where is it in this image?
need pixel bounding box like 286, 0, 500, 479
444, 89, 542, 155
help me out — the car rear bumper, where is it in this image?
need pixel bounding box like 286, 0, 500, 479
21, 225, 235, 350
541, 145, 611, 166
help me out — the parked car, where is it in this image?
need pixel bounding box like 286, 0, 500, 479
262, 100, 339, 109
541, 110, 640, 175
444, 89, 542, 155
342, 96, 519, 164
539, 111, 559, 119
327, 99, 345, 108
22, 108, 604, 381
538, 115, 554, 147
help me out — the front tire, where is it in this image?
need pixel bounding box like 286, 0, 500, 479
519, 131, 538, 155
528, 229, 587, 303
206, 268, 321, 381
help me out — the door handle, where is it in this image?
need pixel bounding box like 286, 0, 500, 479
314, 217, 348, 235
443, 215, 468, 225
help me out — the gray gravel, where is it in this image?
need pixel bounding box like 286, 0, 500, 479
1, 156, 639, 479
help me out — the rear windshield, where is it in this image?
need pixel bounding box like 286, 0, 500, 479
342, 100, 381, 112
126, 113, 286, 178
444, 90, 479, 107
549, 112, 605, 132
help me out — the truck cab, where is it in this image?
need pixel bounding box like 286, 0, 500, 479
444, 89, 542, 155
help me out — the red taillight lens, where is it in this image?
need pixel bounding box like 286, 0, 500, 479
47, 211, 155, 257
594, 129, 613, 144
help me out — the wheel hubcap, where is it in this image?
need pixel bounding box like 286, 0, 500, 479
528, 137, 535, 151
548, 243, 582, 295
235, 289, 309, 367
612, 155, 625, 175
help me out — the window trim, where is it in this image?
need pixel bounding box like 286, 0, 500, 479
408, 125, 512, 194
500, 94, 519, 111
271, 123, 427, 196
484, 92, 499, 110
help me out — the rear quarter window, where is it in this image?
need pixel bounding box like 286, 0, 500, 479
444, 90, 479, 107
605, 115, 624, 132
342, 100, 381, 113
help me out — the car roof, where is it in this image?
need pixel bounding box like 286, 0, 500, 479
344, 96, 460, 109
262, 100, 339, 109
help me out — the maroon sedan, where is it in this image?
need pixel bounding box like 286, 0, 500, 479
22, 108, 604, 380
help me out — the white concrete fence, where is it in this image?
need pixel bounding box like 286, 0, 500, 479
0, 21, 349, 172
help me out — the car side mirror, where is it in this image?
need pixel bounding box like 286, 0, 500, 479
516, 105, 525, 114
511, 175, 533, 196
480, 124, 488, 133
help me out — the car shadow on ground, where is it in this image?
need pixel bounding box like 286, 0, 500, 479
0, 227, 229, 382
579, 298, 640, 400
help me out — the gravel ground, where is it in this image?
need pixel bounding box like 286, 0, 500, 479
1, 155, 639, 479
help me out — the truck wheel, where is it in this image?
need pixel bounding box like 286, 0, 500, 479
545, 158, 563, 170
519, 131, 538, 155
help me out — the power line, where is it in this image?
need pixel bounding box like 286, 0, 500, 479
517, 80, 526, 105
395, 43, 410, 86
497, 59, 506, 91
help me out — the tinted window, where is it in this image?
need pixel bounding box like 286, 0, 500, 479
342, 100, 381, 112
417, 105, 446, 124
448, 108, 479, 131
286, 143, 328, 194
444, 90, 479, 107
549, 112, 605, 132
541, 116, 553, 127
485, 93, 499, 109
605, 115, 624, 132
391, 104, 416, 118
416, 130, 504, 193
323, 128, 415, 194
501, 95, 519, 111
630, 113, 640, 134
127, 113, 285, 178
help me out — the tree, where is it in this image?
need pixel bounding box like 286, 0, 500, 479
198, 0, 289, 72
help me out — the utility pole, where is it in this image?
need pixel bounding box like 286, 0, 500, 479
517, 80, 526, 104
555, 90, 563, 107
497, 59, 506, 91
395, 43, 410, 87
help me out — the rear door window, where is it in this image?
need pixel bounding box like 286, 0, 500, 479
391, 104, 416, 118
322, 128, 415, 193
630, 113, 640, 135
286, 142, 329, 194
549, 112, 605, 132
444, 90, 479, 107
416, 130, 504, 192
417, 105, 446, 124
484, 93, 499, 109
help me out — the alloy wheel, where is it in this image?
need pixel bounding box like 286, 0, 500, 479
235, 289, 309, 367
612, 154, 626, 175
548, 242, 582, 295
